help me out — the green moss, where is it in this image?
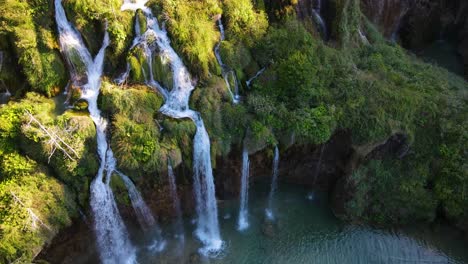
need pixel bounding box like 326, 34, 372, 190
344, 159, 437, 225
63, 0, 135, 72
153, 0, 221, 78
0, 0, 67, 96
223, 0, 269, 47
0, 168, 77, 263
330, 0, 362, 46
152, 53, 174, 90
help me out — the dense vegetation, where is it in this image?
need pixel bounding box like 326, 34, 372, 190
0, 0, 466, 262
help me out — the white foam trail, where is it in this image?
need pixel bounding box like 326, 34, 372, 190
265, 146, 279, 221
237, 147, 250, 231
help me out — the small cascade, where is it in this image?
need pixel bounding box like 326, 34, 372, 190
0, 51, 10, 104
55, 0, 161, 261
237, 147, 250, 231
265, 146, 280, 221
246, 67, 266, 88
122, 0, 223, 255
167, 162, 185, 242
313, 144, 326, 184
312, 0, 328, 40
214, 17, 240, 103
118, 171, 166, 252
0, 88, 11, 105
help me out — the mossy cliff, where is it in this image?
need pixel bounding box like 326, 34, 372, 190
0, 0, 467, 262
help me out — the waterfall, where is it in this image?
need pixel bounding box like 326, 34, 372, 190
313, 144, 326, 184
265, 146, 279, 221
312, 0, 328, 40
246, 67, 265, 87
121, 0, 223, 255
0, 51, 10, 104
55, 0, 163, 261
214, 17, 240, 104
237, 147, 250, 231
167, 162, 185, 242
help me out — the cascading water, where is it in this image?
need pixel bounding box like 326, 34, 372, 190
245, 67, 266, 87
167, 162, 185, 242
237, 147, 250, 231
214, 17, 240, 104
312, 0, 328, 40
121, 0, 223, 254
55, 0, 163, 261
0, 51, 10, 105
313, 144, 326, 184
265, 146, 280, 221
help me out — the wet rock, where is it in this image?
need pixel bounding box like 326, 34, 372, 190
361, 0, 412, 40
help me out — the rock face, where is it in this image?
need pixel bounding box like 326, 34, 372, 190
214, 130, 354, 199
361, 0, 412, 40
361, 0, 468, 79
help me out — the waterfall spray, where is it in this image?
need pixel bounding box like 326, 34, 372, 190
167, 162, 185, 243
237, 147, 250, 231
265, 146, 280, 221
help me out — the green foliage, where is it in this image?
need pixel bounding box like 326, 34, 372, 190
330, 0, 361, 46
101, 81, 167, 175
433, 104, 468, 220
0, 170, 77, 263
222, 0, 268, 47
293, 105, 335, 144
191, 76, 246, 158
345, 159, 437, 225
0, 0, 67, 96
0, 93, 97, 205
64, 0, 134, 70
155, 0, 221, 78
0, 153, 35, 181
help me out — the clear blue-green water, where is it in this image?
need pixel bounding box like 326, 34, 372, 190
132, 182, 468, 264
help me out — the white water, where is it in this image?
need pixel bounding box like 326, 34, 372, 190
118, 170, 166, 252
312, 0, 328, 40
214, 17, 240, 104
167, 162, 185, 242
265, 146, 280, 221
237, 147, 250, 231
245, 67, 265, 87
55, 0, 161, 262
122, 0, 223, 254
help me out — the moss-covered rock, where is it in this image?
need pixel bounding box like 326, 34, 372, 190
0, 167, 77, 264
63, 0, 135, 74
0, 0, 67, 96
152, 0, 222, 78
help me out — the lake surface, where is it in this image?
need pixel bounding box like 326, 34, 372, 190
128, 182, 468, 264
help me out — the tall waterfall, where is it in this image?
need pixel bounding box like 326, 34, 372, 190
121, 0, 223, 254
312, 0, 328, 40
214, 17, 240, 104
237, 148, 250, 231
55, 0, 162, 262
265, 146, 280, 221
167, 163, 185, 242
